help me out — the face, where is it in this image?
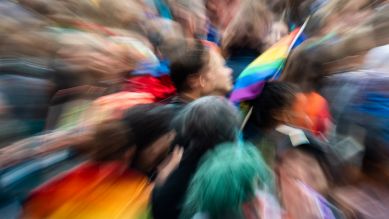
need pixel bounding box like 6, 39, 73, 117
200, 49, 233, 95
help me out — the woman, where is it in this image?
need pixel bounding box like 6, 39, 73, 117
151, 96, 241, 219
21, 104, 177, 219
180, 142, 279, 219
162, 39, 233, 106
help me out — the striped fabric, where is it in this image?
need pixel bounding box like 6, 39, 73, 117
229, 26, 306, 103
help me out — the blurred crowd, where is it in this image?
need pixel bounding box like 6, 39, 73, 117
0, 0, 388, 218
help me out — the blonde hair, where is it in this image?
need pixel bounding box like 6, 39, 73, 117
222, 0, 272, 54
315, 0, 372, 23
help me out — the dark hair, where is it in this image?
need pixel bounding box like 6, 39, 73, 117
169, 40, 209, 92
362, 135, 389, 184
281, 41, 330, 92
172, 96, 241, 160
287, 0, 314, 26
89, 120, 130, 161
248, 81, 299, 130
150, 97, 241, 219
122, 104, 176, 150
90, 104, 176, 161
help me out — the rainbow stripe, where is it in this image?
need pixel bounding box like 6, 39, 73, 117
229, 27, 306, 103
21, 162, 152, 219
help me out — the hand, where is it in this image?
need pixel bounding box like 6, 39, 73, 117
155, 146, 184, 185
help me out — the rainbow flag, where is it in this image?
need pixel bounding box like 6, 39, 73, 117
21, 162, 152, 219
229, 25, 307, 103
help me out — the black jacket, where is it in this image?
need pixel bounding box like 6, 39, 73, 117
151, 154, 201, 219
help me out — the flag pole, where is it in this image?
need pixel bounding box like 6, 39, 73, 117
240, 106, 253, 131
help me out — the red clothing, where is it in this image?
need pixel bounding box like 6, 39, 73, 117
124, 75, 176, 101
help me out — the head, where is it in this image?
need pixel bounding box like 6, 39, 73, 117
18, 0, 70, 17
181, 143, 273, 219
318, 5, 388, 72
55, 32, 110, 75
364, 5, 389, 46
314, 0, 375, 35
55, 32, 139, 83
276, 146, 332, 219
89, 104, 177, 174
109, 35, 159, 71
173, 96, 241, 159
0, 2, 56, 57
170, 40, 233, 97
144, 18, 186, 61
98, 0, 146, 30
206, 0, 241, 29
0, 29, 57, 58
248, 82, 311, 130
277, 146, 331, 193
286, 0, 316, 26
313, 26, 377, 74
168, 0, 207, 38
222, 0, 272, 54
281, 40, 331, 92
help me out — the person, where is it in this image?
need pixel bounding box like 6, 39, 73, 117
124, 18, 184, 101
204, 0, 241, 44
244, 82, 311, 135
0, 3, 58, 136
281, 41, 332, 137
180, 142, 279, 219
243, 82, 339, 218
276, 145, 341, 219
163, 40, 233, 106
330, 138, 389, 219
318, 6, 389, 217
21, 104, 177, 219
167, 0, 208, 39
306, 0, 374, 37
221, 0, 273, 81
152, 96, 241, 219
205, 0, 241, 32
243, 81, 330, 167
89, 104, 178, 176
